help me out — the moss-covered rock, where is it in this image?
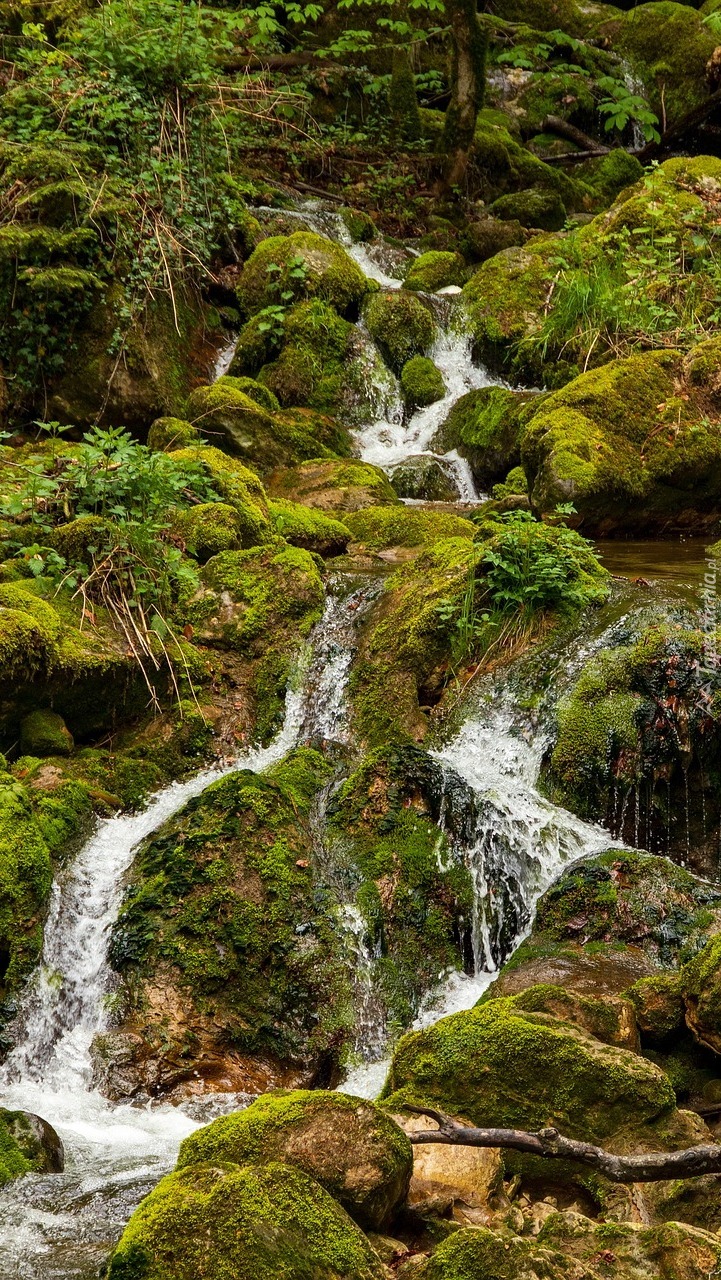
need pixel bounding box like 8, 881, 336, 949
101, 749, 353, 1099
19, 709, 73, 758
107, 1161, 385, 1280
177, 1090, 412, 1230
186, 376, 348, 474
607, 2, 717, 128
221, 376, 280, 413
460, 216, 530, 264
491, 187, 567, 232
388, 456, 460, 503
0, 1107, 63, 1186
343, 507, 475, 551
680, 936, 721, 1055
522, 349, 721, 532
237, 231, 368, 319
432, 386, 537, 489
185, 544, 324, 735
400, 357, 445, 409
364, 292, 436, 375
173, 502, 246, 562
339, 207, 376, 244
147, 417, 200, 452
269, 499, 351, 557
500, 983, 640, 1052
325, 746, 474, 1033
169, 445, 271, 545
381, 995, 676, 1146
462, 243, 554, 373
268, 459, 399, 513
626, 974, 685, 1046
403, 252, 465, 293
415, 1217, 721, 1280
532, 848, 721, 968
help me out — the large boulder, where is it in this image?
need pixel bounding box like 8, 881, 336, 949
0, 1108, 63, 1185
380, 996, 677, 1147
521, 349, 721, 534
680, 936, 721, 1055
431, 386, 537, 489
364, 292, 436, 374
186, 376, 348, 474
168, 445, 271, 545
237, 231, 368, 319
96, 750, 351, 1101
177, 1090, 412, 1230
107, 1161, 385, 1280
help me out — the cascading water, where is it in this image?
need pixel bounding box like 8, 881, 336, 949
1, 203, 633, 1276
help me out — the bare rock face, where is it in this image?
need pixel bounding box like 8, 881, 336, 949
397, 1111, 503, 1222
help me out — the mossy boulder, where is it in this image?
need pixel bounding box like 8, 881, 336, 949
147, 417, 200, 452
381, 995, 677, 1146
432, 386, 537, 489
268, 459, 399, 513
402, 252, 465, 293
343, 506, 475, 551
222, 376, 280, 413
499, 983, 640, 1052
339, 207, 376, 243
0, 1108, 63, 1186
269, 499, 351, 557
400, 357, 445, 409
107, 1161, 385, 1280
626, 974, 685, 1046
101, 750, 352, 1099
484, 0, 619, 37
177, 1090, 412, 1230
237, 231, 368, 319
521, 349, 721, 533
19, 709, 73, 758
388, 456, 460, 502
583, 149, 644, 206
460, 216, 530, 264
491, 187, 567, 232
325, 746, 474, 1032
173, 502, 246, 562
186, 376, 346, 474
416, 1218, 721, 1280
462, 243, 553, 373
364, 292, 436, 375
169, 446, 271, 545
607, 2, 717, 127
531, 849, 721, 968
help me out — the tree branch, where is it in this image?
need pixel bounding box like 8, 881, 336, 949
542, 115, 609, 154
404, 1106, 721, 1183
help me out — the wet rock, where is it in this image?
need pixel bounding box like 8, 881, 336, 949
490, 187, 566, 232
432, 386, 537, 489
490, 983, 641, 1052
343, 506, 475, 551
0, 1108, 64, 1175
400, 358, 446, 409
177, 1089, 412, 1231
364, 292, 436, 375
147, 417, 200, 452
237, 231, 368, 319
268, 499, 351, 557
267, 459, 399, 512
403, 252, 466, 294
107, 1161, 386, 1280
460, 216, 529, 264
19, 709, 73, 758
389, 456, 459, 502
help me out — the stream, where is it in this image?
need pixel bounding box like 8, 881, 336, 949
0, 210, 697, 1277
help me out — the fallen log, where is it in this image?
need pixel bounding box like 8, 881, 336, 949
542, 114, 609, 154
405, 1106, 721, 1183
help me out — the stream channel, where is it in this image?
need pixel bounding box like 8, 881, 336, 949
0, 205, 705, 1277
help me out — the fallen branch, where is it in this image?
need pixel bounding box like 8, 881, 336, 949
542, 114, 609, 154
404, 1106, 721, 1183
636, 86, 721, 161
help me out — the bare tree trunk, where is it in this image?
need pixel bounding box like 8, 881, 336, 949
405, 1106, 721, 1184
440, 0, 487, 194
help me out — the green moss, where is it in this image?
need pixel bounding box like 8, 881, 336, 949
381, 996, 676, 1144
491, 187, 567, 232
403, 252, 465, 294
342, 507, 475, 551
147, 417, 199, 452
582, 149, 644, 206
19, 709, 73, 758
173, 502, 245, 562
0, 1112, 32, 1187
400, 356, 445, 408
268, 499, 351, 556
503, 983, 637, 1050
611, 2, 717, 127
268, 459, 399, 513
491, 466, 528, 500
107, 749, 355, 1092
169, 446, 270, 544
680, 936, 721, 1054
254, 300, 355, 417
364, 292, 436, 375
338, 208, 376, 244
389, 46, 421, 142
533, 848, 721, 967
108, 1161, 384, 1280
462, 243, 554, 371
177, 1090, 412, 1230
237, 231, 368, 319
433, 385, 534, 488
626, 974, 685, 1045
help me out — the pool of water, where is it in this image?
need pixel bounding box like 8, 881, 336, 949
596, 537, 714, 596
